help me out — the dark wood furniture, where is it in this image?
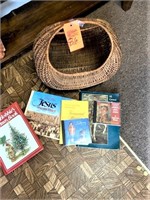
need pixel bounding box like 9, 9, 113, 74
121, 0, 133, 11
1, 1, 133, 65
1, 1, 105, 64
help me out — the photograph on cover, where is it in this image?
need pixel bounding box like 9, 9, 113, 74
26, 112, 60, 140
0, 115, 39, 169
96, 102, 111, 124
29, 119, 59, 139
92, 123, 108, 144
63, 118, 91, 146
82, 93, 108, 102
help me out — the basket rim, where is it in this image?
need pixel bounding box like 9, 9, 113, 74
33, 18, 122, 90
46, 18, 115, 77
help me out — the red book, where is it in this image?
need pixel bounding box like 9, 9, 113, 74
93, 101, 121, 126
0, 102, 43, 175
110, 102, 121, 125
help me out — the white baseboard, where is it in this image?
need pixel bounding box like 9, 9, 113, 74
120, 136, 150, 174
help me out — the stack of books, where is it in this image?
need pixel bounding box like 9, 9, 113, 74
0, 90, 121, 174
24, 90, 121, 149
78, 91, 121, 149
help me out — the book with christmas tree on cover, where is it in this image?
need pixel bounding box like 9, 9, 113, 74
0, 102, 43, 175
59, 100, 89, 144
24, 90, 70, 140
62, 118, 92, 146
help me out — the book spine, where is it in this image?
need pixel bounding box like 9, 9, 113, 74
61, 120, 66, 145
79, 90, 82, 100
93, 101, 97, 122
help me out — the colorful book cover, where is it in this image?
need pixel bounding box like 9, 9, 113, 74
59, 100, 89, 144
78, 91, 121, 149
79, 90, 120, 124
79, 90, 120, 102
0, 102, 43, 175
62, 118, 92, 146
24, 90, 70, 140
77, 123, 120, 149
93, 101, 121, 125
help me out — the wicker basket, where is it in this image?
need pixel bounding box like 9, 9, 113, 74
33, 18, 122, 90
